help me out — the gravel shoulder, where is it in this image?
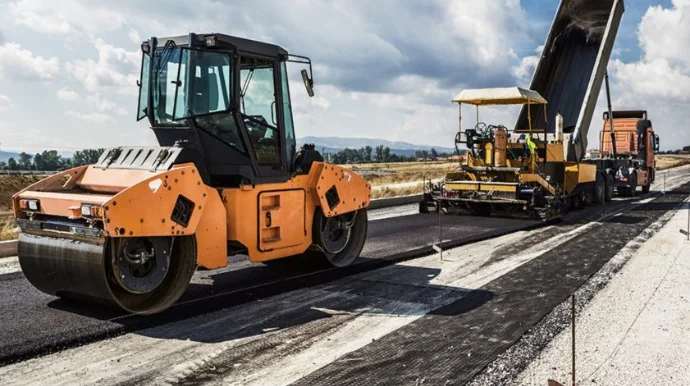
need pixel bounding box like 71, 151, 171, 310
516, 196, 690, 385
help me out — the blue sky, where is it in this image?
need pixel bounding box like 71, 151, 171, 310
0, 0, 687, 153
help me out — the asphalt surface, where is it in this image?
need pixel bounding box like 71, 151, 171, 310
0, 165, 687, 383
0, 206, 535, 366
292, 182, 690, 386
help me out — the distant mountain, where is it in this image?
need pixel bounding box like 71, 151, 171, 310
298, 136, 456, 157
0, 151, 20, 163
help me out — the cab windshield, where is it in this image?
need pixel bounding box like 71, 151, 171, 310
138, 45, 232, 124
138, 44, 245, 152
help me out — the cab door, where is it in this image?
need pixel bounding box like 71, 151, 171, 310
238, 55, 287, 180
258, 189, 306, 251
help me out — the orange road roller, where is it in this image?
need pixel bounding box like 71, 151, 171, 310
12, 33, 371, 315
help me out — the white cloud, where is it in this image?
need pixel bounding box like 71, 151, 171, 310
8, 0, 125, 35
86, 93, 127, 115
513, 44, 544, 85
65, 110, 114, 123
445, 0, 528, 66
311, 96, 331, 110
513, 55, 539, 85
0, 95, 13, 111
57, 87, 79, 101
0, 42, 60, 82
66, 38, 139, 94
637, 0, 690, 67
610, 0, 690, 149
128, 28, 142, 44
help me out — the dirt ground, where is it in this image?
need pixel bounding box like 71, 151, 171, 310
0, 175, 41, 211
0, 175, 42, 241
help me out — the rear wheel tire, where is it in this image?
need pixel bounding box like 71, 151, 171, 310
629, 173, 637, 197
593, 173, 605, 204
642, 172, 651, 194
313, 209, 368, 268
605, 174, 614, 202
583, 190, 593, 206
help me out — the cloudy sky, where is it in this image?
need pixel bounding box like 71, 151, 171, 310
0, 0, 686, 152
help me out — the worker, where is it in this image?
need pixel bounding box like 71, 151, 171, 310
555, 110, 564, 142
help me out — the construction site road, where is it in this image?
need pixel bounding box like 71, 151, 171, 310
0, 165, 688, 386
0, 200, 535, 367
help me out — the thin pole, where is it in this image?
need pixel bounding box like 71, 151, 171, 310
438, 206, 443, 261
571, 294, 576, 386
476, 105, 479, 126
459, 103, 462, 134
604, 72, 617, 158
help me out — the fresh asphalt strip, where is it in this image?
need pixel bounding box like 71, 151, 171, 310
290, 182, 690, 386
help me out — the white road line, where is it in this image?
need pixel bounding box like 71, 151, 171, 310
0, 256, 19, 275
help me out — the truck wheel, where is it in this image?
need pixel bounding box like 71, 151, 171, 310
629, 173, 637, 197
583, 190, 593, 206
642, 184, 650, 194
605, 174, 614, 202
593, 173, 605, 204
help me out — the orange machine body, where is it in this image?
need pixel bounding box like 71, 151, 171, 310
13, 161, 371, 270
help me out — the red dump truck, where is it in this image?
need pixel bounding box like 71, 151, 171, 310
584, 110, 660, 197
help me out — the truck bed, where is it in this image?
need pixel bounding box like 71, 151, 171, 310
514, 0, 625, 162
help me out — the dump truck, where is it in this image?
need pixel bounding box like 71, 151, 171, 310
583, 109, 660, 197
12, 33, 371, 315
420, 0, 643, 220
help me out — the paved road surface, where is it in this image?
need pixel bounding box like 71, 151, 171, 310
0, 165, 688, 385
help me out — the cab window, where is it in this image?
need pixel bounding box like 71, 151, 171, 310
240, 59, 281, 166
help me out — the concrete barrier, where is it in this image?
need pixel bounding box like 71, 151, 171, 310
0, 240, 17, 258
369, 194, 422, 210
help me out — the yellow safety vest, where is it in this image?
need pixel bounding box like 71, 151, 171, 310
526, 134, 536, 155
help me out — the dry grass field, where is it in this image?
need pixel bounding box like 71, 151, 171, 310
656, 155, 690, 170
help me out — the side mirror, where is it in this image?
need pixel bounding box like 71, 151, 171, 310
301, 69, 314, 97
654, 134, 660, 152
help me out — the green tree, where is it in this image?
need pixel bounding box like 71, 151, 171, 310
33, 153, 45, 170
18, 152, 33, 170
382, 146, 390, 162
363, 146, 373, 162
73, 148, 105, 166
375, 145, 384, 162
41, 150, 61, 170
7, 158, 18, 170
430, 148, 439, 160
58, 158, 73, 171
421, 150, 429, 161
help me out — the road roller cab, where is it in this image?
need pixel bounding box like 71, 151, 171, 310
13, 33, 371, 315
